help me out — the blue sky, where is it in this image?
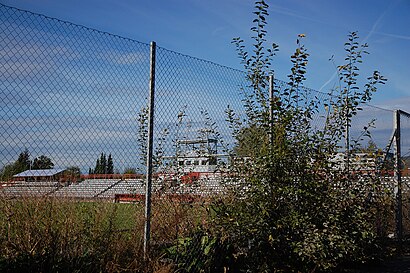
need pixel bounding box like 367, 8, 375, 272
1, 0, 409, 111
1, 0, 410, 170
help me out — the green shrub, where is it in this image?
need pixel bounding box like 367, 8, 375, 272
209, 1, 390, 272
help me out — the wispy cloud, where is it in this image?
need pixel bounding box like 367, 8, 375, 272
269, 4, 329, 26
361, 3, 393, 44
374, 31, 410, 41
319, 71, 338, 92
97, 50, 148, 65
318, 0, 400, 92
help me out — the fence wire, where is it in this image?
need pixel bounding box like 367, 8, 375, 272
0, 3, 404, 271
0, 4, 150, 176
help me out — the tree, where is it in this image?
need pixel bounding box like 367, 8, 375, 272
0, 149, 31, 181
94, 154, 106, 174
107, 154, 114, 174
208, 1, 388, 272
32, 155, 54, 169
94, 158, 101, 174
123, 167, 136, 174
14, 149, 31, 173
91, 153, 113, 174
233, 124, 269, 158
0, 163, 17, 181
66, 166, 81, 182
100, 153, 107, 174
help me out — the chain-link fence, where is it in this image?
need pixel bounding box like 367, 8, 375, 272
0, 3, 406, 271
0, 4, 151, 174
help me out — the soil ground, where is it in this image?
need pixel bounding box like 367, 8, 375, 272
340, 242, 410, 273
343, 256, 410, 273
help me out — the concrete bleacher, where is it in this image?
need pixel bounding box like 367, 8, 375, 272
0, 181, 61, 198
1, 174, 407, 201
147, 175, 225, 196
98, 179, 145, 198
52, 179, 120, 199
0, 175, 228, 200
200, 176, 225, 195
1, 178, 146, 200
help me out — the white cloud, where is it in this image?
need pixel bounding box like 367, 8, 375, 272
373, 97, 410, 113
97, 50, 148, 65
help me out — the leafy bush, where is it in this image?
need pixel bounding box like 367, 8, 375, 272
209, 1, 390, 272
165, 229, 218, 272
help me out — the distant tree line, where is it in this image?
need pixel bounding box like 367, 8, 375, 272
88, 153, 114, 174
0, 149, 54, 181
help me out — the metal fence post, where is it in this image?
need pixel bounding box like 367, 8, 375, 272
345, 95, 350, 173
268, 75, 275, 187
144, 41, 156, 259
269, 75, 274, 128
394, 109, 402, 242
269, 74, 274, 146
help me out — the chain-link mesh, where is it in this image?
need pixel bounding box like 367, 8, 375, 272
0, 4, 150, 182
0, 3, 404, 271
147, 47, 247, 268
350, 105, 393, 149
0, 5, 150, 269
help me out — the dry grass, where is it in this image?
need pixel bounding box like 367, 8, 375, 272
0, 194, 211, 272
0, 196, 145, 272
